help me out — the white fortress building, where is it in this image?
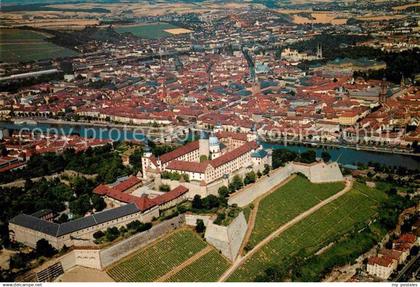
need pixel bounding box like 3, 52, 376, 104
142, 132, 272, 197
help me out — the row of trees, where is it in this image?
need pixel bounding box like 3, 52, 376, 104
161, 171, 190, 182
272, 149, 332, 169
93, 220, 152, 244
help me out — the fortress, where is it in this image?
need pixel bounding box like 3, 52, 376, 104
142, 132, 272, 198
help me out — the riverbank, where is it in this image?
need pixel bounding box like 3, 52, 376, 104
0, 120, 419, 170
265, 140, 419, 157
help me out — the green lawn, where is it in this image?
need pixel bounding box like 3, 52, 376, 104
115, 23, 179, 39
167, 249, 231, 282
0, 29, 78, 63
249, 175, 345, 246
227, 182, 388, 282
107, 229, 207, 282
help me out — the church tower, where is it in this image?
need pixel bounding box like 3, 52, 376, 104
317, 43, 323, 59
141, 143, 153, 179
379, 78, 387, 104
209, 133, 221, 159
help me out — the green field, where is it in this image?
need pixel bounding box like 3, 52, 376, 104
167, 249, 231, 282
107, 229, 207, 282
227, 182, 388, 282
115, 23, 179, 39
249, 175, 345, 246
0, 29, 78, 63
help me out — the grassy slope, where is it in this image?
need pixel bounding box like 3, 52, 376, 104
228, 182, 388, 282
249, 175, 345, 246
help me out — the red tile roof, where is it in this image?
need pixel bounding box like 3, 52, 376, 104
210, 141, 258, 169
153, 185, 188, 206
166, 160, 209, 173
368, 256, 393, 267
159, 141, 199, 164
395, 233, 416, 244
379, 249, 402, 261
93, 177, 188, 211
216, 131, 248, 142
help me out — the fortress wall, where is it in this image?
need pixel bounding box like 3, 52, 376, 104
73, 249, 102, 270
204, 212, 247, 261
185, 214, 213, 227
161, 179, 208, 199
226, 212, 247, 261
228, 164, 294, 207
292, 162, 344, 183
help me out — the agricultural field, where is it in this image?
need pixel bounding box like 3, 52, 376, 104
107, 229, 207, 282
167, 249, 231, 282
115, 23, 181, 39
227, 182, 388, 282
249, 175, 345, 246
0, 29, 77, 63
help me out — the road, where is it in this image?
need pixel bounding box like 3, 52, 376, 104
393, 253, 420, 282
218, 178, 353, 282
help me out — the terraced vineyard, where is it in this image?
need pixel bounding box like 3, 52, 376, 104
249, 175, 345, 246
167, 249, 231, 282
228, 182, 388, 282
107, 229, 207, 282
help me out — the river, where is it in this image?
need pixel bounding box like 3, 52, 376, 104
0, 121, 419, 170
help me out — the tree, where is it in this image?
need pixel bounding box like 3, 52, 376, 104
105, 227, 120, 242
92, 195, 106, 211
231, 175, 243, 191
214, 212, 226, 225
69, 194, 91, 216
272, 149, 298, 169
93, 230, 105, 240
192, 195, 202, 209
202, 195, 220, 210
200, 155, 208, 162
36, 239, 57, 258
321, 151, 331, 163
129, 148, 143, 171
9, 253, 28, 269
263, 164, 271, 175
56, 213, 69, 223
196, 219, 205, 233
218, 186, 229, 198
299, 150, 316, 164
244, 171, 256, 185
159, 184, 171, 192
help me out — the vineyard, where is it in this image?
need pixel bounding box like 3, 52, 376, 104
228, 182, 387, 281
167, 249, 231, 282
107, 229, 207, 282
249, 175, 345, 246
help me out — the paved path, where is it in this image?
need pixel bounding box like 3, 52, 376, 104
219, 178, 353, 282
155, 246, 213, 282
